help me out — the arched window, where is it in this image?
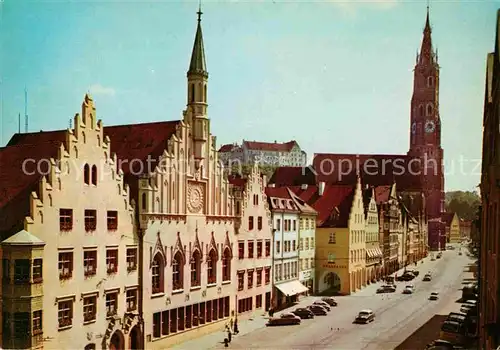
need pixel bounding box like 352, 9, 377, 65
91, 165, 97, 185
82, 131, 86, 143
74, 146, 78, 158
207, 249, 218, 284
426, 104, 433, 116
222, 248, 231, 282
190, 250, 201, 287
172, 252, 183, 290
419, 105, 424, 117
204, 84, 207, 102
97, 135, 101, 147
151, 254, 164, 294
427, 76, 434, 87
142, 193, 147, 211
236, 201, 241, 215
84, 164, 90, 184
190, 84, 195, 103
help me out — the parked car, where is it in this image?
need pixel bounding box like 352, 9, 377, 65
439, 320, 466, 345
354, 309, 375, 324
423, 274, 432, 281
321, 297, 338, 306
403, 286, 414, 294
377, 285, 396, 293
266, 315, 301, 326
292, 308, 314, 319
396, 272, 415, 282
446, 312, 466, 325
425, 339, 456, 349
429, 292, 439, 300
312, 300, 331, 311
410, 270, 420, 276
431, 257, 436, 261
308, 305, 328, 316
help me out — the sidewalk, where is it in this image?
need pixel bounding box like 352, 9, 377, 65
171, 295, 316, 349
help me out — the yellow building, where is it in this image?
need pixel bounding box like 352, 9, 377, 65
306, 179, 366, 295
362, 187, 383, 282
443, 212, 460, 244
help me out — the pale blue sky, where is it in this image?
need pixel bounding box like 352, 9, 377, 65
1, 0, 498, 191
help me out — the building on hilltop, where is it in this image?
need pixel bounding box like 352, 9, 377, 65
479, 9, 500, 350
218, 140, 307, 168
0, 95, 141, 350
228, 166, 273, 315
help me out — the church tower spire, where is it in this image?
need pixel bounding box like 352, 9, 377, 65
185, 4, 209, 170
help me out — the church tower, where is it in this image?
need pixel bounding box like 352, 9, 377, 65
407, 7, 446, 250
185, 6, 209, 170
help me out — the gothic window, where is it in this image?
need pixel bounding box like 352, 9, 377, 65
198, 83, 202, 101
207, 249, 217, 284
142, 193, 147, 211
190, 84, 195, 103
427, 76, 434, 87
82, 131, 86, 143
74, 146, 78, 158
419, 105, 424, 117
204, 84, 207, 102
172, 252, 183, 290
222, 248, 231, 282
97, 135, 101, 147
84, 164, 90, 185
190, 250, 201, 287
151, 254, 164, 294
91, 165, 97, 185
426, 104, 433, 116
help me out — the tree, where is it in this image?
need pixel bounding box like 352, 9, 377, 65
445, 191, 481, 221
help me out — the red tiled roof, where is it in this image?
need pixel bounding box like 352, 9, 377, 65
313, 153, 422, 190
442, 212, 456, 226
243, 140, 298, 152
227, 174, 247, 188
374, 185, 392, 204
265, 187, 292, 199
218, 144, 236, 152
269, 166, 316, 187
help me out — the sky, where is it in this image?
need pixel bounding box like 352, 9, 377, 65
1, 0, 498, 192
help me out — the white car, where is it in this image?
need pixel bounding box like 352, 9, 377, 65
354, 309, 375, 324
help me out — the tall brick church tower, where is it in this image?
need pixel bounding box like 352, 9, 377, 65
407, 7, 446, 250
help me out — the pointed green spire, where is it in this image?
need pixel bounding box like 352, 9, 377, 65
188, 5, 207, 77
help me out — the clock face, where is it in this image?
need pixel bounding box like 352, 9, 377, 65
411, 123, 416, 134
425, 120, 435, 133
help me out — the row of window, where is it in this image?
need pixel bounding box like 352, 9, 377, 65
59, 208, 118, 232
237, 267, 271, 291
2, 288, 137, 338
298, 237, 315, 250
248, 216, 264, 231
276, 240, 296, 253
152, 297, 229, 339
237, 240, 271, 259
299, 217, 315, 230
275, 218, 296, 232
350, 249, 365, 263
2, 258, 43, 284
274, 261, 298, 281
57, 247, 137, 280
151, 248, 232, 294
299, 258, 315, 271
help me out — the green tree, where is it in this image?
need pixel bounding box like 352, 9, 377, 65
445, 191, 481, 221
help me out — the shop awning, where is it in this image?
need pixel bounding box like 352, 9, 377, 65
275, 280, 309, 296
366, 249, 373, 258
374, 248, 383, 257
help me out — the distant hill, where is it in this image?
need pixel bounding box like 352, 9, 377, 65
445, 191, 481, 221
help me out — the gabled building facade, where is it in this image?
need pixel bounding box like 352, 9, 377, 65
443, 212, 460, 244
266, 186, 308, 309
362, 187, 383, 282
229, 167, 273, 315
0, 95, 140, 350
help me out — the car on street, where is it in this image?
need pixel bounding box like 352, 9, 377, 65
354, 309, 375, 324
429, 292, 439, 300
439, 320, 467, 345
292, 308, 314, 319
423, 274, 432, 281
425, 339, 457, 349
377, 285, 396, 293
312, 300, 331, 311
437, 253, 442, 259
307, 305, 328, 316
396, 272, 416, 281
458, 251, 462, 255
446, 312, 466, 325
403, 285, 414, 294
266, 314, 301, 326
321, 297, 338, 306
431, 257, 436, 261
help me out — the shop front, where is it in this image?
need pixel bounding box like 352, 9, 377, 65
273, 280, 309, 310
299, 269, 314, 295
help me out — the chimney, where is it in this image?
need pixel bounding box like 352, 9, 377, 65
319, 181, 325, 196
301, 184, 308, 190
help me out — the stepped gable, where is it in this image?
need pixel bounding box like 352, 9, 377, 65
313, 153, 422, 190
269, 166, 317, 186
0, 130, 67, 236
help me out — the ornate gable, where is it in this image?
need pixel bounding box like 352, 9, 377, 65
223, 231, 233, 257
207, 231, 218, 260
171, 232, 186, 265
191, 225, 202, 260
150, 232, 166, 267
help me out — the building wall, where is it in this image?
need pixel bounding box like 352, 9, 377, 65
298, 214, 316, 293
2, 98, 140, 350
272, 212, 299, 285
449, 214, 461, 243
348, 182, 367, 291
234, 168, 273, 315
365, 195, 382, 280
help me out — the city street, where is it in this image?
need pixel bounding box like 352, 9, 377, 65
213, 249, 471, 350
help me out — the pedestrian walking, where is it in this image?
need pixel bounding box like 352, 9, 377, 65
228, 330, 232, 343
233, 319, 239, 335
